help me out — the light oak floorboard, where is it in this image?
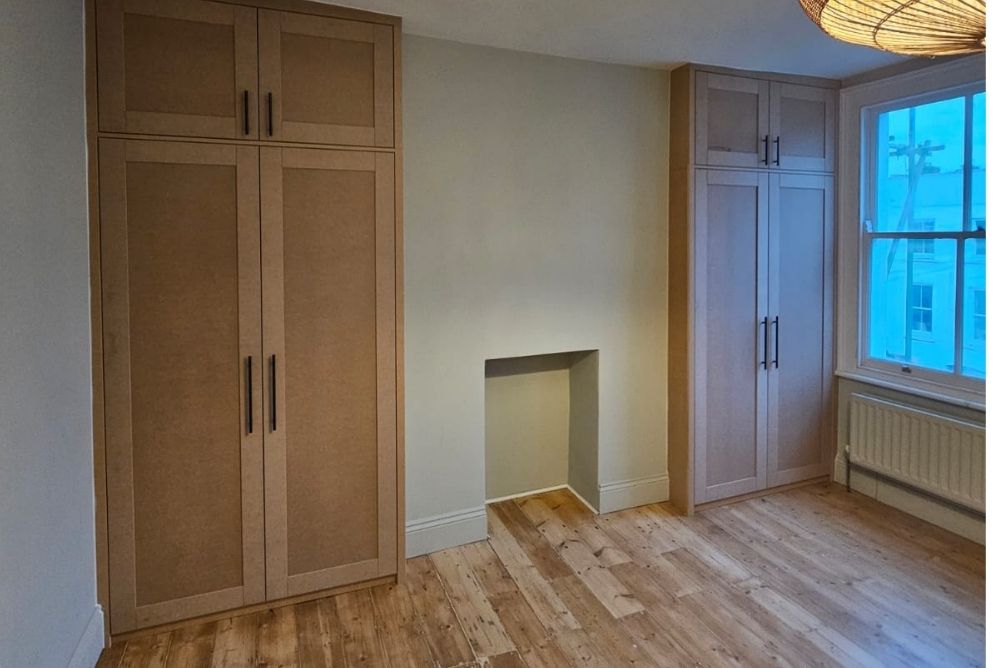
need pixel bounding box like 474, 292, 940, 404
98, 482, 984, 667
336, 590, 389, 668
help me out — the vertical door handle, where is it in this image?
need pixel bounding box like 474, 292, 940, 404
242, 90, 250, 136
774, 136, 781, 166
772, 316, 780, 368
761, 135, 769, 166
270, 354, 277, 431
245, 356, 253, 434
267, 92, 274, 137
760, 318, 769, 368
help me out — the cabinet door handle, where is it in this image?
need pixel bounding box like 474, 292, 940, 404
242, 90, 250, 135
772, 316, 780, 368
270, 354, 277, 431
760, 318, 769, 368
245, 356, 253, 434
267, 92, 274, 137
761, 135, 769, 166
774, 136, 781, 166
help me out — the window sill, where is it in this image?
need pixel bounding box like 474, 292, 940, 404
834, 368, 985, 412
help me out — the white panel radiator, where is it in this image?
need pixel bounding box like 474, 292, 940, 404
847, 393, 985, 513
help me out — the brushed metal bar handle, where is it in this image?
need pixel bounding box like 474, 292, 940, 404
267, 92, 274, 137
269, 354, 277, 431
242, 90, 250, 136
774, 136, 781, 166
772, 316, 780, 368
761, 135, 769, 166
245, 356, 253, 434
760, 318, 768, 368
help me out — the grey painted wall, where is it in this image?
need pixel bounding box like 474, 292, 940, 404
567, 351, 600, 508
0, 0, 99, 665
404, 36, 669, 528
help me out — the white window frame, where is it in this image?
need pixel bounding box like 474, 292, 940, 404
837, 55, 985, 410
973, 289, 986, 341
909, 283, 933, 336
908, 219, 935, 256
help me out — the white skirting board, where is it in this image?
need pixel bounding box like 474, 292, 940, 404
834, 454, 984, 545
487, 484, 599, 514
406, 474, 669, 557
67, 605, 105, 668
598, 473, 669, 513
405, 506, 487, 558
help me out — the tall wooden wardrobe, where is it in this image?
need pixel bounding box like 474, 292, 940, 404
87, 0, 403, 635
668, 65, 836, 512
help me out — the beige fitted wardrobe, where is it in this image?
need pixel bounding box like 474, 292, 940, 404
668, 65, 836, 513
88, 0, 402, 635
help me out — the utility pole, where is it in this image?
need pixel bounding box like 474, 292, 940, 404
884, 107, 944, 360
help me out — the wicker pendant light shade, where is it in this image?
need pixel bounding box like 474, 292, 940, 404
799, 0, 986, 56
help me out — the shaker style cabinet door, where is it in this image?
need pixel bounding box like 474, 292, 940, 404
695, 72, 770, 169
260, 147, 397, 600
765, 173, 834, 487
258, 10, 394, 146
96, 0, 258, 139
693, 169, 770, 504
769, 83, 836, 172
99, 139, 265, 633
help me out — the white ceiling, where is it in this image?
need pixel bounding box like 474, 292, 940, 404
328, 0, 908, 79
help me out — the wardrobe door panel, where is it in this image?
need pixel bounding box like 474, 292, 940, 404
261, 147, 397, 600
100, 139, 264, 633
695, 73, 769, 168
769, 83, 836, 172
766, 174, 834, 486
693, 170, 769, 504
96, 0, 258, 139
258, 10, 393, 146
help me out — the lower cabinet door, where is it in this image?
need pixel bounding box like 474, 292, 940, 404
765, 173, 834, 486
100, 138, 265, 633
693, 169, 769, 504
260, 146, 397, 600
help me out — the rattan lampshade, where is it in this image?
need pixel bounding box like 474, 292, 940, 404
799, 0, 986, 56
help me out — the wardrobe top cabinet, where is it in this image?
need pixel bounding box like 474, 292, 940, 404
686, 68, 837, 173
96, 0, 397, 147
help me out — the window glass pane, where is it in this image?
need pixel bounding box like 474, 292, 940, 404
868, 237, 956, 372
963, 239, 986, 378
874, 96, 966, 232
971, 91, 985, 230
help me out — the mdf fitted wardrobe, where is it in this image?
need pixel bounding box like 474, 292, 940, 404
668, 65, 836, 513
87, 0, 402, 635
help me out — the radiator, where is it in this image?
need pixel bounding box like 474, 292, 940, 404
847, 393, 985, 513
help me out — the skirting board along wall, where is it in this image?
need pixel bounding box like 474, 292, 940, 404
68, 606, 105, 668
833, 455, 984, 545
406, 507, 488, 558
406, 476, 668, 557
598, 474, 670, 514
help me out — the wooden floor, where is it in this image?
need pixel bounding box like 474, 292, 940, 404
97, 482, 985, 667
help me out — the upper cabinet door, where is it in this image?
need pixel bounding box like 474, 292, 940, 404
769, 83, 836, 173
695, 73, 769, 169
258, 11, 394, 147
96, 0, 258, 139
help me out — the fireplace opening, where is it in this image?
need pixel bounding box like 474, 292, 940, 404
485, 350, 598, 510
